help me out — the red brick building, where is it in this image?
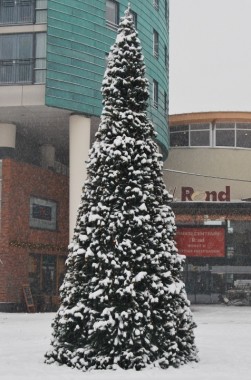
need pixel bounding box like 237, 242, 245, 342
0, 159, 69, 312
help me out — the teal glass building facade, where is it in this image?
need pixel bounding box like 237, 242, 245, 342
46, 0, 169, 159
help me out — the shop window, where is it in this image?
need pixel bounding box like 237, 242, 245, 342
215, 123, 235, 147
152, 79, 158, 109
227, 221, 251, 265
0, 32, 46, 85
29, 196, 57, 231
236, 123, 251, 148
29, 253, 66, 311
106, 0, 119, 30
170, 125, 189, 147
190, 123, 210, 146
153, 29, 159, 58
171, 122, 251, 149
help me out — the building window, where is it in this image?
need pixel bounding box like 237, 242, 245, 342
34, 32, 46, 83
190, 123, 211, 146
215, 123, 235, 147
153, 29, 159, 58
170, 125, 189, 147
35, 0, 47, 24
165, 0, 168, 20
171, 122, 251, 149
215, 122, 251, 149
236, 123, 251, 148
170, 123, 210, 147
164, 91, 168, 114
0, 0, 47, 25
106, 0, 119, 30
0, 0, 35, 25
29, 196, 57, 231
130, 10, 137, 28
153, 79, 158, 109
164, 45, 168, 67
0, 32, 46, 85
153, 0, 159, 11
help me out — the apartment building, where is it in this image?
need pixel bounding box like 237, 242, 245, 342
0, 0, 169, 311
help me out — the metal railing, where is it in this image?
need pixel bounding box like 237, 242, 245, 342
0, 0, 35, 25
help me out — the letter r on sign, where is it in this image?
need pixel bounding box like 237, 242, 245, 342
181, 187, 194, 201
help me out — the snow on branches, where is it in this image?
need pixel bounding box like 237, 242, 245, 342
45, 5, 198, 371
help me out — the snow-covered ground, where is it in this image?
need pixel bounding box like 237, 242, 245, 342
0, 305, 250, 380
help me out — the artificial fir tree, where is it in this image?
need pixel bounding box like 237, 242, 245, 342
45, 6, 198, 371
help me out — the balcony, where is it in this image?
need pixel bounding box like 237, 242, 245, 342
0, 58, 46, 85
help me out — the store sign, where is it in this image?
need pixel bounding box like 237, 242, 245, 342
176, 226, 226, 257
29, 197, 57, 231
181, 186, 230, 202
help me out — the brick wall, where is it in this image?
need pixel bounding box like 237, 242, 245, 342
0, 159, 69, 308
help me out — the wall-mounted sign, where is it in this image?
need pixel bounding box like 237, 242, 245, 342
176, 226, 226, 257
181, 186, 230, 202
29, 197, 57, 231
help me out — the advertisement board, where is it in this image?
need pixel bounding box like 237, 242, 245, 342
176, 226, 226, 257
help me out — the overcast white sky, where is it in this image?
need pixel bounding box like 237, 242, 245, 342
169, 0, 251, 114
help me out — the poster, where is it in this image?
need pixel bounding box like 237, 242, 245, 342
176, 226, 226, 257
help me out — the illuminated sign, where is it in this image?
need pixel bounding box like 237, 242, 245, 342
29, 197, 57, 231
176, 226, 226, 257
181, 186, 230, 202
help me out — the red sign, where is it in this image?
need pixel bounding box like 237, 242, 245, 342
176, 227, 225, 257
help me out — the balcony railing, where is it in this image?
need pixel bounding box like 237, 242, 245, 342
0, 0, 35, 25
0, 58, 46, 85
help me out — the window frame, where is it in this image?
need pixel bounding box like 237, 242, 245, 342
29, 196, 57, 231
164, 91, 168, 115
35, 0, 48, 24
130, 10, 137, 28
0, 32, 46, 85
153, 0, 159, 11
153, 79, 159, 109
106, 0, 119, 30
0, 0, 45, 26
164, 44, 168, 67
170, 123, 211, 148
170, 122, 251, 149
153, 29, 159, 59
165, 0, 168, 20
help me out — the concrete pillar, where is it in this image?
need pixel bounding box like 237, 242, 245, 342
0, 123, 16, 148
69, 114, 91, 239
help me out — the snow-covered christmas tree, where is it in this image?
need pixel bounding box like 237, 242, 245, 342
45, 6, 198, 371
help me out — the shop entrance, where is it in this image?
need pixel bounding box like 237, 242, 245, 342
28, 253, 65, 311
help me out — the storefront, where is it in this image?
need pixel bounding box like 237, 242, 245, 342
171, 202, 251, 303
0, 159, 69, 312
164, 112, 251, 303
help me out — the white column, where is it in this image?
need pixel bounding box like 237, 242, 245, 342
0, 123, 16, 148
69, 115, 91, 240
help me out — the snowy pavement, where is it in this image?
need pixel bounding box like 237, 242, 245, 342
0, 305, 250, 380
